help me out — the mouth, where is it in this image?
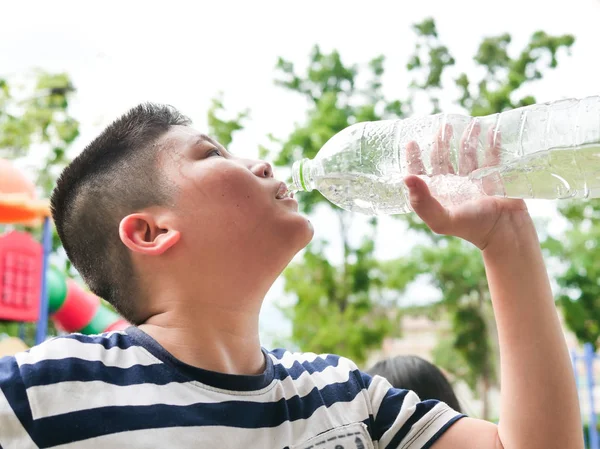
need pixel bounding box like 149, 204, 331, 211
275, 182, 294, 200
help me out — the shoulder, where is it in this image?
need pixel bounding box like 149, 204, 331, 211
6, 330, 162, 388
17, 330, 152, 363
267, 348, 371, 387
0, 330, 168, 447
267, 348, 360, 371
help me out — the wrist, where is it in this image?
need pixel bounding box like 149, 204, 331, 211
481, 210, 539, 257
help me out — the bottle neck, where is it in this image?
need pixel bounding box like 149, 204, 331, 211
291, 158, 317, 192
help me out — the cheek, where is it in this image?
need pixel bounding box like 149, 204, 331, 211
218, 172, 265, 211
181, 165, 268, 218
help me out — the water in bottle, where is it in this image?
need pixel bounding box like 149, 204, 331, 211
289, 96, 600, 216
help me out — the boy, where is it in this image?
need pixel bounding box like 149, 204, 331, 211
0, 104, 582, 448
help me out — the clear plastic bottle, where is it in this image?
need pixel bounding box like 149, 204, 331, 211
290, 96, 600, 215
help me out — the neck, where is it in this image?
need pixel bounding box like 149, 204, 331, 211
138, 283, 267, 376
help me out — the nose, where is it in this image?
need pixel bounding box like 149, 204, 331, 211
250, 161, 273, 178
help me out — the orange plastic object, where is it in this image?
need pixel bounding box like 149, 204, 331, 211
0, 159, 50, 224
0, 231, 42, 322
0, 159, 36, 197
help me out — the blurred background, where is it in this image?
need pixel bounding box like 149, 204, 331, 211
1, 0, 600, 440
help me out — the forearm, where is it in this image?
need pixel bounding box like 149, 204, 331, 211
482, 211, 583, 449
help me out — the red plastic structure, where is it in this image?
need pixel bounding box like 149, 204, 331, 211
104, 319, 130, 332
52, 279, 99, 332
0, 231, 42, 322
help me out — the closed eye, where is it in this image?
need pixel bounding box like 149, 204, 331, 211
207, 148, 224, 158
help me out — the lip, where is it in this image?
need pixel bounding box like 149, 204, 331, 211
279, 196, 297, 203
275, 182, 293, 200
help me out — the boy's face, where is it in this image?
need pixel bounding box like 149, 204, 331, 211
158, 126, 313, 278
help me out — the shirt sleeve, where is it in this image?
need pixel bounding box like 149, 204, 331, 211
363, 371, 465, 449
0, 355, 37, 449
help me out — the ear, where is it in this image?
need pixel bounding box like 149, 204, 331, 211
119, 213, 181, 256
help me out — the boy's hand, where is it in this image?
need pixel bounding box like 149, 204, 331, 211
404, 122, 529, 250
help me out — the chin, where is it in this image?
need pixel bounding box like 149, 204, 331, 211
301, 218, 315, 245
275, 213, 314, 252
292, 214, 314, 245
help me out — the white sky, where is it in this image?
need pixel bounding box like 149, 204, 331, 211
2, 0, 599, 345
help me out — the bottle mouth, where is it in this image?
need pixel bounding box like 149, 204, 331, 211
291, 158, 311, 192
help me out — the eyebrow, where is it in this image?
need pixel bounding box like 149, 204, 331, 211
194, 134, 229, 153
194, 134, 217, 147
194, 134, 230, 153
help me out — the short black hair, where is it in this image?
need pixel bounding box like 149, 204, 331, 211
51, 103, 191, 324
366, 355, 462, 412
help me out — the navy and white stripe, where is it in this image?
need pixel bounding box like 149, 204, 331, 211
0, 327, 464, 448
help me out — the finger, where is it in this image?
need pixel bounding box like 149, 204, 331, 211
406, 141, 426, 175
458, 120, 481, 176
405, 175, 451, 234
430, 124, 454, 175
484, 126, 501, 167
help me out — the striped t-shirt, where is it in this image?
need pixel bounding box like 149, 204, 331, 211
0, 328, 464, 449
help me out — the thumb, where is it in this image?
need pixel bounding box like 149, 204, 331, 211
404, 175, 451, 234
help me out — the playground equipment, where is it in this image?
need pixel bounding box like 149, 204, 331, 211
46, 266, 128, 334
0, 158, 128, 345
572, 343, 600, 449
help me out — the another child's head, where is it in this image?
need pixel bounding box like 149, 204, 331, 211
367, 355, 462, 412
51, 103, 312, 324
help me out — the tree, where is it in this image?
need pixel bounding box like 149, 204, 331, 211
546, 201, 600, 350
207, 93, 249, 147
265, 19, 574, 415
261, 46, 406, 364
0, 71, 78, 196
0, 71, 79, 342
395, 20, 574, 419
